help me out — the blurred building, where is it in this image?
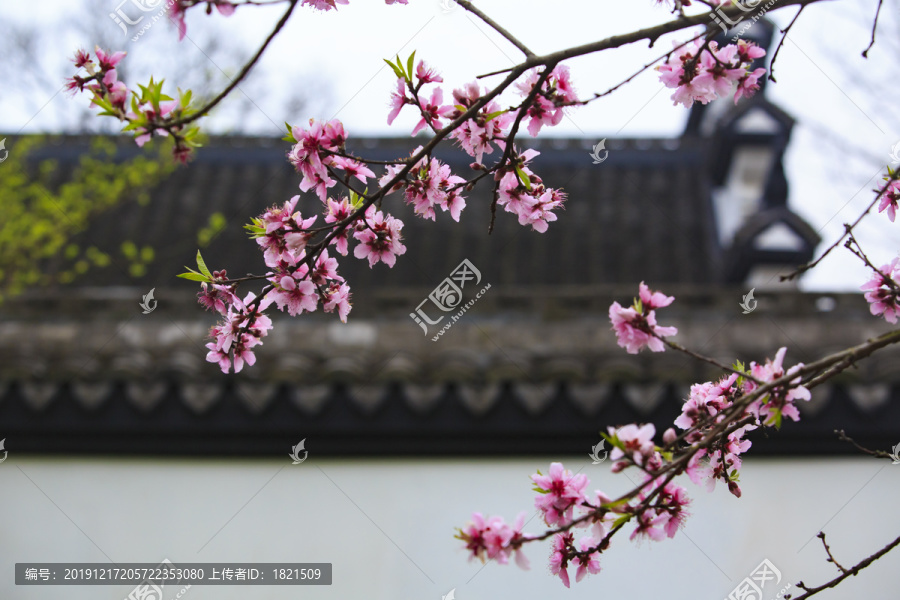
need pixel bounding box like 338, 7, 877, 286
2, 19, 899, 600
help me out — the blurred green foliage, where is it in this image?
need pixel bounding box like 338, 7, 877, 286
0, 136, 176, 302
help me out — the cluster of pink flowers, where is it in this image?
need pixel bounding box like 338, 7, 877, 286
657, 39, 767, 107
494, 148, 567, 232
861, 257, 900, 323
608, 282, 678, 353
514, 65, 579, 136
202, 285, 273, 374
385, 59, 570, 232
352, 204, 407, 267
287, 119, 354, 201
461, 456, 692, 587
455, 512, 531, 570
673, 348, 810, 496
447, 81, 513, 164
461, 303, 815, 585
66, 48, 198, 163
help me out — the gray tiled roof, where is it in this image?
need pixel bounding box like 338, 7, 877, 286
28, 134, 719, 301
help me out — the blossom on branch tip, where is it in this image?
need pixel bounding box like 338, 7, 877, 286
861, 257, 900, 323
609, 283, 677, 353
531, 462, 588, 527
352, 205, 407, 267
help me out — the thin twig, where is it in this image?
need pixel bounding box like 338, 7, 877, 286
789, 533, 900, 600
455, 0, 535, 58
769, 5, 806, 83
862, 0, 884, 58
174, 0, 299, 126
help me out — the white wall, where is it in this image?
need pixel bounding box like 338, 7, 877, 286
2, 455, 898, 600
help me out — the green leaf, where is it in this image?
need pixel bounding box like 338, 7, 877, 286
195, 250, 212, 279
177, 271, 211, 282
515, 164, 531, 190
383, 58, 405, 80
484, 110, 507, 122
611, 514, 633, 529
407, 50, 416, 82
600, 497, 630, 511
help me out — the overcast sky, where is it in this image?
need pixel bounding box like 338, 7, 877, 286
2, 0, 898, 291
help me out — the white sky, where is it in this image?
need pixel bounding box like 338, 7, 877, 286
2, 0, 899, 291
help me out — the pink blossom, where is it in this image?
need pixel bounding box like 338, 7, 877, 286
387, 78, 410, 125
861, 257, 900, 323
608, 289, 678, 355
457, 512, 530, 569
629, 510, 666, 543
638, 281, 674, 310
411, 87, 453, 136
331, 156, 376, 184
72, 48, 92, 69
446, 83, 512, 163
324, 196, 354, 255
404, 157, 466, 221
352, 205, 407, 267
205, 292, 272, 374
288, 119, 345, 198
197, 282, 239, 315
415, 59, 443, 84
94, 47, 126, 70
573, 537, 601, 583
531, 462, 589, 527
301, 0, 350, 10
674, 373, 739, 431
271, 273, 318, 316
608, 423, 656, 466
323, 282, 352, 323
745, 347, 810, 427
548, 533, 574, 588
657, 39, 767, 107
877, 180, 900, 222
515, 65, 578, 137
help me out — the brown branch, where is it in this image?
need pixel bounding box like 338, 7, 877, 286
789, 533, 900, 600
769, 5, 806, 83
173, 0, 299, 127
861, 0, 884, 58
455, 0, 535, 58
834, 429, 895, 460
782, 169, 900, 281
